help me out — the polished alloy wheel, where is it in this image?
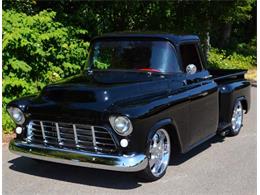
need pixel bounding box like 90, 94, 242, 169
148, 129, 171, 177
231, 101, 243, 133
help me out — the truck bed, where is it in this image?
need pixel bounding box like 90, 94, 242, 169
208, 69, 251, 132
208, 69, 247, 83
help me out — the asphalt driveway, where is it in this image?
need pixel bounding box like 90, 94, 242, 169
3, 87, 257, 195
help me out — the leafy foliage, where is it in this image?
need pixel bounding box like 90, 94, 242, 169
208, 48, 255, 70
3, 10, 89, 133
29, 1, 255, 48
235, 37, 256, 57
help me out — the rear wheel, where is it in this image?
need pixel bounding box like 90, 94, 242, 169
229, 100, 243, 136
138, 128, 171, 181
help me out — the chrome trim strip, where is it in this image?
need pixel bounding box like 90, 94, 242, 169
55, 123, 62, 144
40, 121, 47, 143
31, 119, 107, 131
91, 126, 97, 148
9, 139, 148, 172
72, 124, 79, 145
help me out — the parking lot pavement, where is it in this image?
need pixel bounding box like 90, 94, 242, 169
3, 87, 256, 195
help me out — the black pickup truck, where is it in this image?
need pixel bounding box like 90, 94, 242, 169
8, 33, 251, 181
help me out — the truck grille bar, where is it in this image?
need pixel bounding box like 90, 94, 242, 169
39, 121, 46, 143
72, 124, 79, 146
27, 120, 117, 153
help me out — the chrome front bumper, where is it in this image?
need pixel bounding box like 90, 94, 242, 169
9, 139, 148, 172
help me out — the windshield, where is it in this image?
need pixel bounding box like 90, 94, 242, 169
88, 39, 180, 73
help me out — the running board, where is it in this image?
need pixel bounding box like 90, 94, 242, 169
217, 122, 231, 131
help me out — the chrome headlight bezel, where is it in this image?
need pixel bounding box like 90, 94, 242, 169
7, 107, 25, 125
109, 116, 133, 136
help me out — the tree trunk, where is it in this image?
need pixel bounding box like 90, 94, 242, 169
220, 23, 232, 47
203, 0, 211, 63
204, 31, 211, 62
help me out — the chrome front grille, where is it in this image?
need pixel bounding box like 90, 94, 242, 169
27, 120, 117, 153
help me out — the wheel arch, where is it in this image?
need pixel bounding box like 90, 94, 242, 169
236, 96, 248, 113
146, 118, 183, 155
240, 98, 248, 113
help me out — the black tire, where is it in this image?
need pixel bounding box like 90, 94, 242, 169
138, 128, 171, 182
228, 100, 244, 136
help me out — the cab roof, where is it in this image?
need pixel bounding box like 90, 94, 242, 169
92, 32, 200, 44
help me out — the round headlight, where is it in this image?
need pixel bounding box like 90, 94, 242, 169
7, 107, 25, 125
109, 116, 133, 136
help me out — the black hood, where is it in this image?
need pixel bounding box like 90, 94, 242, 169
40, 71, 169, 102
24, 71, 171, 120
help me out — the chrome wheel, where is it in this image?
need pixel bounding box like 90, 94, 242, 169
149, 129, 171, 177
231, 101, 243, 133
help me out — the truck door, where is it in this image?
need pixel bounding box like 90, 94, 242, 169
179, 42, 219, 149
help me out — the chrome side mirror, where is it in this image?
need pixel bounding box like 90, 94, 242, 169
186, 64, 197, 75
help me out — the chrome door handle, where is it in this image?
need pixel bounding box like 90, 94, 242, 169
203, 75, 213, 80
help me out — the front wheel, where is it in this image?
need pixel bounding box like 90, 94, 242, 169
138, 128, 171, 181
229, 100, 244, 136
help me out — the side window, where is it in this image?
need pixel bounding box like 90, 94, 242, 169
167, 47, 181, 73
180, 43, 203, 72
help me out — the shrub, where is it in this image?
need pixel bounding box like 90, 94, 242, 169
236, 37, 256, 57
3, 10, 89, 133
207, 48, 255, 70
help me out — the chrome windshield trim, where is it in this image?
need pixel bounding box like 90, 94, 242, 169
9, 139, 148, 172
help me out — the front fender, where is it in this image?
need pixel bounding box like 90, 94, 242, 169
6, 95, 37, 113
144, 118, 183, 155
